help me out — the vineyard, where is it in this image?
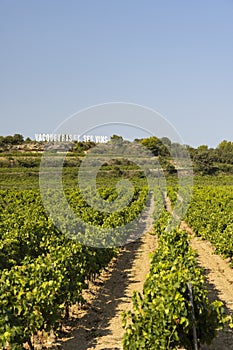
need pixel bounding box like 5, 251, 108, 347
0, 186, 148, 349
0, 180, 233, 349
185, 185, 233, 266
122, 208, 232, 349
0, 142, 233, 349
166, 181, 233, 269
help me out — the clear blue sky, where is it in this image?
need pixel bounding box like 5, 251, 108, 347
1, 0, 233, 148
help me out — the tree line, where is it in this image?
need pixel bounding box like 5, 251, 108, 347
0, 134, 233, 174
0, 134, 31, 146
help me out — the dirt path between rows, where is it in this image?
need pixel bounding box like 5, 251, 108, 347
166, 197, 233, 350
190, 236, 233, 350
53, 195, 157, 350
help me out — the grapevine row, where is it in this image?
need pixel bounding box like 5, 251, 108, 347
185, 185, 233, 266
0, 186, 148, 349
122, 209, 231, 349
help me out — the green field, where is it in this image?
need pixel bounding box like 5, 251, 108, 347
0, 140, 233, 349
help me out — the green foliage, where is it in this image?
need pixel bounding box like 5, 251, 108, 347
110, 134, 124, 141
192, 149, 218, 175
187, 140, 233, 174
185, 185, 233, 264
122, 213, 228, 349
73, 141, 95, 154
0, 185, 149, 348
139, 136, 170, 157
0, 134, 24, 146
216, 140, 233, 164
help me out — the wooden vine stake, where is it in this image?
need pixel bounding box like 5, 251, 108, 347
187, 282, 198, 350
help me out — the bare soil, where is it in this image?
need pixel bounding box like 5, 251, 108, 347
190, 235, 233, 350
